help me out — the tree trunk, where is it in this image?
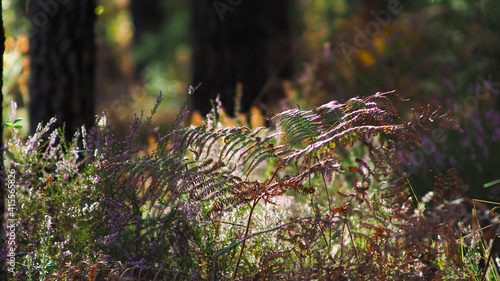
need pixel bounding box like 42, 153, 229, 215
190, 0, 293, 117
130, 0, 165, 42
130, 0, 166, 75
28, 0, 96, 140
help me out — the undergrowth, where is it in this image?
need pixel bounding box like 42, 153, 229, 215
2, 91, 499, 280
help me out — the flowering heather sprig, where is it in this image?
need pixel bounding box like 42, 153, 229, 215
2, 103, 108, 278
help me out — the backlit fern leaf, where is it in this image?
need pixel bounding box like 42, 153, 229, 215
160, 124, 283, 215
101, 156, 187, 208
102, 91, 462, 221
273, 108, 322, 145
274, 91, 461, 171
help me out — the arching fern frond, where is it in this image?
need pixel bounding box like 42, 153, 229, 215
100, 90, 461, 220
273, 91, 461, 170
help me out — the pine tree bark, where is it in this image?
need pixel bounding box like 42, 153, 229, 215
28, 0, 96, 140
190, 0, 293, 117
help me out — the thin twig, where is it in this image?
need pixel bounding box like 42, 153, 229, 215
481, 235, 498, 281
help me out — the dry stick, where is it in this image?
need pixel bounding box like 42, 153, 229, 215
472, 199, 500, 281
459, 200, 500, 241
470, 199, 493, 281
481, 235, 498, 281
459, 221, 500, 240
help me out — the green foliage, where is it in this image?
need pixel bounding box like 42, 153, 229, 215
3, 92, 499, 280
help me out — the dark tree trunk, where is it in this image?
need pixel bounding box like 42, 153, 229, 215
190, 0, 293, 117
130, 0, 166, 75
28, 0, 96, 140
130, 0, 165, 42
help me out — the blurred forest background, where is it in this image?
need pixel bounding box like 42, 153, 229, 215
2, 0, 500, 198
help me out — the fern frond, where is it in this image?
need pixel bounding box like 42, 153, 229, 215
272, 108, 322, 145
102, 90, 462, 221
274, 91, 461, 173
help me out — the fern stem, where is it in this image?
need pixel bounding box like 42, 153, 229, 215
233, 198, 260, 278
321, 172, 333, 216
213, 216, 313, 281
309, 182, 329, 247
321, 171, 333, 249
345, 217, 359, 262
232, 166, 281, 277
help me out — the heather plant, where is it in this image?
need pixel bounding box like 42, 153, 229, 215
2, 103, 104, 279
2, 91, 499, 280
424, 99, 500, 198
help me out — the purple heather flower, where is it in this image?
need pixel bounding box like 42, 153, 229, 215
443, 79, 455, 92
449, 156, 456, 166
126, 258, 145, 266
